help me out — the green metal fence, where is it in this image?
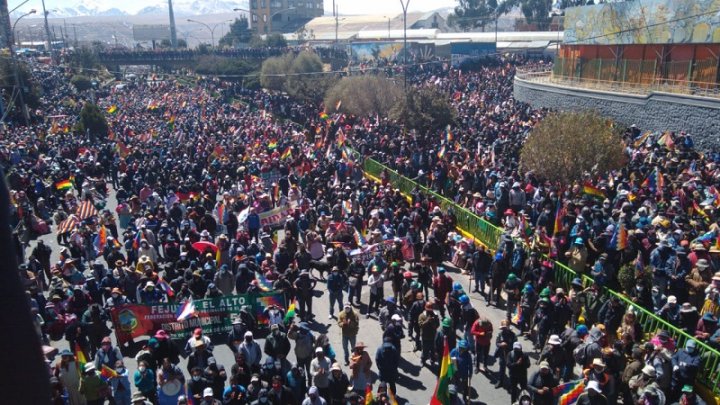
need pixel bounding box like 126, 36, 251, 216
361, 155, 720, 396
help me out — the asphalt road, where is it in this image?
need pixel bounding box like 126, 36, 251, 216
38, 186, 542, 405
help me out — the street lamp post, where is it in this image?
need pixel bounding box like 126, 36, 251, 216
267, 7, 296, 34
233, 8, 252, 31
186, 19, 232, 48
399, 0, 410, 89
10, 9, 36, 126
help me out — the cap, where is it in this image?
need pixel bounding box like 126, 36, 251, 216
592, 358, 606, 368
193, 328, 202, 337
244, 331, 253, 338
203, 387, 214, 397
330, 363, 341, 371
308, 386, 318, 395
513, 342, 522, 350
548, 335, 562, 345
391, 314, 402, 321
682, 384, 694, 393
84, 364, 96, 372
667, 295, 677, 304
315, 347, 324, 353
539, 361, 551, 370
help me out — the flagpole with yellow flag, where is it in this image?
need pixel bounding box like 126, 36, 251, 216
429, 337, 454, 405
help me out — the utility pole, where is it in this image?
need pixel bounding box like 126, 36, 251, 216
399, 0, 410, 89
168, 0, 178, 48
41, 0, 54, 61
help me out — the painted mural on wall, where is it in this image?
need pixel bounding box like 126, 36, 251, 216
564, 0, 720, 45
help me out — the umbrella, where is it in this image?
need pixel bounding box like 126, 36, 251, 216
192, 241, 218, 254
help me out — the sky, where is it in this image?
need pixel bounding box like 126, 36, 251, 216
15, 0, 458, 15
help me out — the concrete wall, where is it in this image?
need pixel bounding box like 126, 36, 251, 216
514, 76, 720, 150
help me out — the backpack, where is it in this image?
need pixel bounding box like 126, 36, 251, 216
573, 342, 589, 366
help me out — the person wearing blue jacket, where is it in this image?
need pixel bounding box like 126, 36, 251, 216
450, 339, 473, 402
670, 340, 701, 401
375, 336, 399, 396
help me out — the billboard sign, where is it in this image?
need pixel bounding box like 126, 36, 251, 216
133, 24, 171, 41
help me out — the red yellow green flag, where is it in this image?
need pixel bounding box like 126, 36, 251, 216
74, 342, 87, 371
429, 337, 455, 405
364, 384, 373, 405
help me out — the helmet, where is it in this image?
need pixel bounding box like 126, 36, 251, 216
458, 339, 469, 349
459, 294, 469, 305
452, 282, 463, 291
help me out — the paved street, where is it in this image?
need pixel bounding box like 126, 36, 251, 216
38, 186, 542, 405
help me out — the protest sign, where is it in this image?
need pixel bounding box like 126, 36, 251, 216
110, 292, 285, 344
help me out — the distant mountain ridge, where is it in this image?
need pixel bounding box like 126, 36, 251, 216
12, 0, 249, 18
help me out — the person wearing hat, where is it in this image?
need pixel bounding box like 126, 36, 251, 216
679, 302, 700, 336
686, 258, 712, 309
629, 364, 664, 404
301, 386, 326, 405
538, 335, 564, 379
565, 237, 588, 274
450, 339, 474, 401
326, 266, 346, 320
584, 358, 616, 401
506, 341, 530, 403
695, 312, 718, 341
470, 314, 493, 374
199, 386, 220, 405
54, 348, 84, 405
94, 336, 123, 373
527, 360, 558, 405
415, 300, 439, 365
133, 359, 157, 404
187, 339, 215, 375
238, 331, 263, 373
575, 380, 608, 405
375, 335, 400, 397
348, 341, 372, 394
494, 319, 518, 388
326, 362, 350, 404
675, 384, 707, 405
78, 363, 109, 405
656, 295, 680, 324
264, 322, 291, 361
670, 339, 701, 401
293, 270, 318, 321
337, 301, 360, 365
185, 328, 214, 356
310, 346, 331, 400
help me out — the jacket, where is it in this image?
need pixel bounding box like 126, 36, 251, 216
79, 373, 108, 401
375, 342, 400, 381
337, 309, 360, 337
418, 311, 439, 341
470, 318, 493, 346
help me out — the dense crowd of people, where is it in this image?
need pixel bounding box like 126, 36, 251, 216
2, 49, 718, 405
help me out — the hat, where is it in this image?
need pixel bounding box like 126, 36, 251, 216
131, 392, 147, 402
667, 295, 677, 304
702, 313, 718, 322
315, 347, 324, 354
330, 363, 342, 371
686, 340, 697, 350
548, 335, 562, 345
101, 336, 112, 344
251, 374, 260, 382
385, 296, 396, 304
458, 339, 469, 349
355, 342, 367, 349
59, 348, 73, 357
438, 267, 446, 273
391, 314, 402, 321
586, 380, 601, 393
425, 302, 434, 310
111, 287, 122, 295
682, 384, 694, 393
244, 331, 253, 338
84, 364, 96, 372
441, 317, 452, 328
539, 361, 551, 370
154, 330, 169, 340
513, 342, 522, 350
697, 259, 710, 269
203, 387, 214, 397
680, 303, 696, 313
193, 328, 203, 337
592, 358, 606, 368
147, 337, 159, 348
448, 384, 457, 395
642, 365, 657, 377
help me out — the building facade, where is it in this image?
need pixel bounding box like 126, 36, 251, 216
250, 0, 324, 34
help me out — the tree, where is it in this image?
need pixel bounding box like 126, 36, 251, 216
285, 51, 331, 101
450, 0, 499, 31
194, 56, 260, 76
77, 103, 109, 141
324, 75, 403, 118
520, 111, 627, 186
389, 87, 456, 131
520, 0, 552, 30
69, 46, 98, 70
218, 17, 252, 48
70, 75, 92, 92
265, 33, 288, 48
0, 58, 41, 123
260, 53, 294, 91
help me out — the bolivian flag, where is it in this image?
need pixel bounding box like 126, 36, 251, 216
106, 105, 118, 114
280, 147, 292, 160
582, 183, 605, 199
55, 179, 73, 191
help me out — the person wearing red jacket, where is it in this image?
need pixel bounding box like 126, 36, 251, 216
471, 316, 494, 373
432, 267, 453, 316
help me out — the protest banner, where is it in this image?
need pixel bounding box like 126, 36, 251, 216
261, 169, 282, 187
110, 292, 285, 345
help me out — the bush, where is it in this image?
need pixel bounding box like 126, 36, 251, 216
77, 103, 109, 141
260, 54, 294, 91
520, 111, 627, 185
195, 56, 260, 77
389, 86, 456, 131
324, 75, 403, 118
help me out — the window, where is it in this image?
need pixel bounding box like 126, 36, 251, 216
250, 0, 257, 9
270, 1, 282, 7
252, 14, 258, 22
260, 0, 265, 8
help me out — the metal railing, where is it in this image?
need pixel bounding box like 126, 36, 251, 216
361, 154, 720, 396
517, 67, 720, 99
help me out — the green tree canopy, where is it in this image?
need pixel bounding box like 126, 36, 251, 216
389, 87, 456, 131
70, 75, 92, 92
260, 51, 333, 101
449, 0, 499, 31
77, 103, 109, 141
260, 53, 294, 91
218, 17, 252, 48
324, 75, 403, 118
520, 111, 627, 185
